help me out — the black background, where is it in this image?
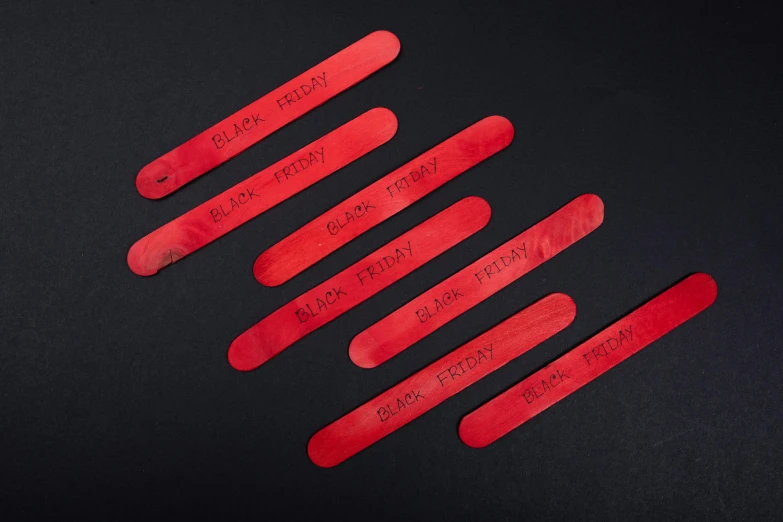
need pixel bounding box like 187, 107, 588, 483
2, 1, 781, 519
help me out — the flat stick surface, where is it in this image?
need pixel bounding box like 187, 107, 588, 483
135, 31, 400, 199
253, 115, 514, 286
228, 197, 492, 372
459, 273, 718, 448
307, 293, 576, 467
127, 108, 397, 276
349, 194, 604, 368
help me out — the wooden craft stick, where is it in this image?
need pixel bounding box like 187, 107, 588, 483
459, 273, 718, 448
228, 197, 492, 372
349, 194, 604, 368
308, 293, 576, 467
253, 116, 514, 286
128, 108, 397, 276
136, 31, 400, 199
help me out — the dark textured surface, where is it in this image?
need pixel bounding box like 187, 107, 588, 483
1, 1, 781, 519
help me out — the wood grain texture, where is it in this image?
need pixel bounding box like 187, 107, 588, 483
349, 194, 604, 368
459, 273, 718, 448
253, 115, 514, 286
307, 293, 576, 468
228, 197, 492, 372
135, 31, 400, 199
127, 108, 397, 276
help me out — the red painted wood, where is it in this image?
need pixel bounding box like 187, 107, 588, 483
349, 194, 604, 368
228, 197, 492, 372
127, 108, 397, 276
307, 293, 576, 467
459, 273, 718, 448
135, 31, 400, 199
253, 116, 514, 286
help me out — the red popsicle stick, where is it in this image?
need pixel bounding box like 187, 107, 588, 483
307, 293, 576, 467
135, 31, 401, 199
228, 197, 492, 372
253, 116, 514, 286
459, 273, 718, 448
349, 194, 604, 368
127, 108, 397, 276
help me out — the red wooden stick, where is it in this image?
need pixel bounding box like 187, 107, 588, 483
459, 273, 718, 448
128, 108, 397, 276
135, 31, 400, 199
228, 197, 492, 372
307, 293, 576, 467
349, 194, 604, 368
253, 116, 514, 286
